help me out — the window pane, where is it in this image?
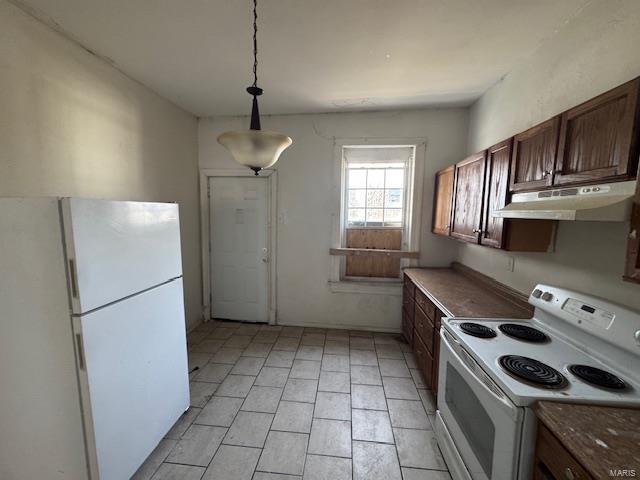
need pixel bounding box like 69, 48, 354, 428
367, 169, 385, 188
348, 189, 366, 208
384, 209, 403, 226
366, 209, 384, 224
385, 189, 403, 209
386, 169, 404, 188
366, 189, 384, 208
348, 169, 367, 188
348, 209, 365, 226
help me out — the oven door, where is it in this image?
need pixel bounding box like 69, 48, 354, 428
437, 329, 523, 480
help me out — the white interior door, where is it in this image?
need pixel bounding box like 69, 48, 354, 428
209, 176, 270, 323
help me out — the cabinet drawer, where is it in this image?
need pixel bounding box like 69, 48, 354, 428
423, 317, 435, 356
534, 423, 592, 480
414, 332, 433, 387
402, 291, 414, 318
414, 304, 434, 355
402, 310, 414, 347
414, 305, 425, 336
403, 275, 415, 298
431, 312, 443, 395
415, 289, 436, 321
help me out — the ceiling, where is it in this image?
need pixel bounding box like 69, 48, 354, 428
17, 0, 591, 117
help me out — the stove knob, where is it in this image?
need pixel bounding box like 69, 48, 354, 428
635, 330, 640, 346
532, 289, 542, 298
541, 292, 554, 302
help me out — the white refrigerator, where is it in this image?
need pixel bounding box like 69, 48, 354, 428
0, 197, 190, 480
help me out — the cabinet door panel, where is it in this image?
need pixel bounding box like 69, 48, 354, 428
510, 117, 560, 192
534, 423, 593, 480
432, 166, 455, 236
451, 152, 487, 243
481, 139, 512, 248
555, 78, 640, 185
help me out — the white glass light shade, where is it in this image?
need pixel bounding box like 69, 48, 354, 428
217, 129, 292, 171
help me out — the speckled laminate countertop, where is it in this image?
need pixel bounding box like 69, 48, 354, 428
535, 401, 640, 479
403, 265, 532, 319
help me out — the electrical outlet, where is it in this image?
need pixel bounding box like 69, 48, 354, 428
506, 256, 515, 272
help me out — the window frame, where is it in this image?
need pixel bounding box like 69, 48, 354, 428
344, 158, 408, 229
329, 138, 426, 290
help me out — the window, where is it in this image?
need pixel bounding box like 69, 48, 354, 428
343, 146, 413, 229
339, 145, 416, 279
346, 162, 405, 227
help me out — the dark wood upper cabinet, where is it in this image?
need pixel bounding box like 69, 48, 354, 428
451, 151, 487, 243
432, 165, 455, 236
510, 117, 560, 192
624, 181, 640, 284
481, 139, 554, 252
481, 139, 512, 248
555, 78, 640, 186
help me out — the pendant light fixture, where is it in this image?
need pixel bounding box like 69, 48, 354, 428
217, 0, 292, 175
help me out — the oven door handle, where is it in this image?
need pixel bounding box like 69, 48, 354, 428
441, 329, 520, 420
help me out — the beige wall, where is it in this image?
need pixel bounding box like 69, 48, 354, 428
200, 109, 468, 330
0, 0, 202, 328
460, 0, 640, 310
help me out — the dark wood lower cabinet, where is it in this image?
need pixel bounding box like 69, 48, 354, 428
402, 274, 415, 345
431, 310, 443, 392
534, 423, 593, 480
403, 275, 440, 400
402, 307, 414, 346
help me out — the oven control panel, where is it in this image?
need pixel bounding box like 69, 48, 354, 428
561, 298, 615, 329
530, 284, 640, 357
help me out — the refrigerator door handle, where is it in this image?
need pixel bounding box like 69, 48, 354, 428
75, 333, 85, 370
69, 259, 79, 298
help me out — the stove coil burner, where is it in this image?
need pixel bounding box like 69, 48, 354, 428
568, 365, 627, 390
499, 355, 566, 389
498, 323, 548, 343
459, 322, 497, 339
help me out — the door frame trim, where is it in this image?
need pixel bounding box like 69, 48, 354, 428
199, 168, 278, 324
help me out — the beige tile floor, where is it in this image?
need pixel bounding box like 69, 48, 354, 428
132, 321, 450, 480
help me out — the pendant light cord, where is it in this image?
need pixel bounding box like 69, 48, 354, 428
252, 0, 258, 88
247, 0, 262, 131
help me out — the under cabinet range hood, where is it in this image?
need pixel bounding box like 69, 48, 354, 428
493, 181, 637, 221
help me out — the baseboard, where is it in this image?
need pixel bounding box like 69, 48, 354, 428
275, 320, 402, 334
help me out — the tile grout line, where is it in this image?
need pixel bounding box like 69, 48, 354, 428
170, 325, 447, 480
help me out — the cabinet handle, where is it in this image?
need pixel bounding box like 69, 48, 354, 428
564, 467, 575, 480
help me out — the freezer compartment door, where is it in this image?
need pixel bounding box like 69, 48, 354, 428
75, 279, 189, 480
62, 198, 183, 314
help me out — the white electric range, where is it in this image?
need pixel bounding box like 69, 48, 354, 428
434, 284, 640, 480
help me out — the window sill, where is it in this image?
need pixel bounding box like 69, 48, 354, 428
327, 280, 403, 296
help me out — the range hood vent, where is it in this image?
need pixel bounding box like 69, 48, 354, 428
493, 181, 636, 221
